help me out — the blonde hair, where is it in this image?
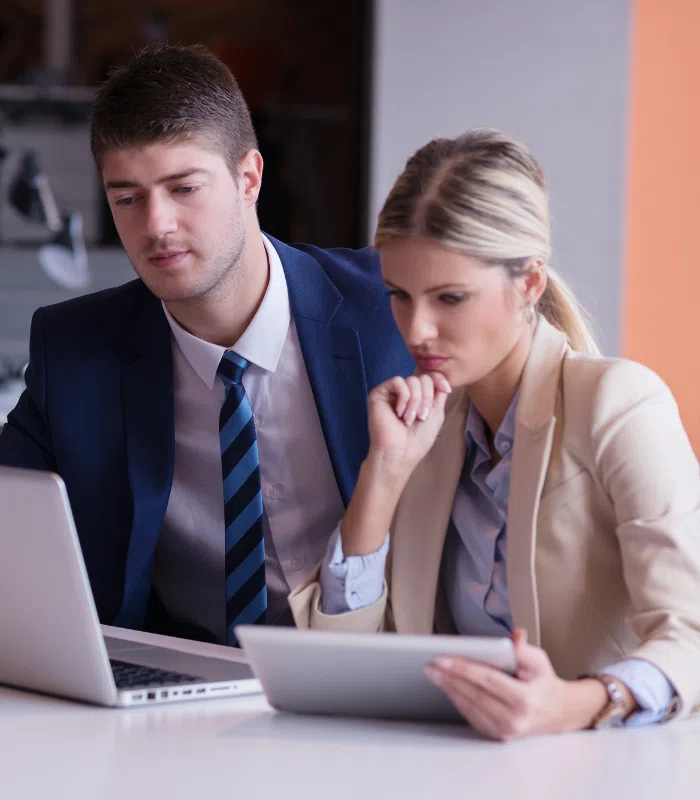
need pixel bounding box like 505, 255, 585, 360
375, 128, 599, 355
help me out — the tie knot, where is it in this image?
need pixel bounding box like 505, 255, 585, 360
217, 351, 249, 386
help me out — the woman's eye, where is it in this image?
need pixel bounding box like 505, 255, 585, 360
439, 293, 466, 305
387, 289, 410, 301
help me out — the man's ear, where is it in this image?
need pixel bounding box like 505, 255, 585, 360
238, 149, 264, 207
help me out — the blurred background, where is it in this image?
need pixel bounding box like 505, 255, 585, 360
0, 0, 697, 453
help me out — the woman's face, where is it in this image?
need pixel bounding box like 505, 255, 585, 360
380, 236, 533, 389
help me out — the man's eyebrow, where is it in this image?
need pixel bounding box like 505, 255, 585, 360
104, 168, 210, 190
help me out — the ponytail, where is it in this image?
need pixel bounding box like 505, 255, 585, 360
538, 268, 599, 355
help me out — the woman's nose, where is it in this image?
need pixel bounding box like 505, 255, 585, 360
406, 312, 438, 347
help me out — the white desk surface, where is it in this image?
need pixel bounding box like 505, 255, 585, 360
1, 627, 699, 800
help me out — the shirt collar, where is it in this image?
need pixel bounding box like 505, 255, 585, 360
465, 389, 519, 460
162, 234, 291, 390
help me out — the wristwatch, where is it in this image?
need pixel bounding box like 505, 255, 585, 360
589, 674, 628, 729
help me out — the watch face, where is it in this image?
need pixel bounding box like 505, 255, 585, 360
592, 676, 627, 729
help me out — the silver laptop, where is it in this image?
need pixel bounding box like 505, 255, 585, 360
236, 624, 516, 723
0, 466, 260, 706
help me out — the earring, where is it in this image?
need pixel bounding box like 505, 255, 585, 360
525, 305, 535, 324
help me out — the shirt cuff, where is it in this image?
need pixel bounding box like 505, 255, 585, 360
319, 524, 389, 615
601, 658, 676, 727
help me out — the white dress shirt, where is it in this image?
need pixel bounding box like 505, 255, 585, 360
151, 235, 345, 642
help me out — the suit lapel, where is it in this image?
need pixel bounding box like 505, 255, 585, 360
506, 318, 568, 645
115, 290, 175, 629
293, 319, 368, 504
272, 238, 372, 505
391, 390, 469, 634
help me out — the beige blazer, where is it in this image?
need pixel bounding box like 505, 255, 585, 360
289, 316, 700, 720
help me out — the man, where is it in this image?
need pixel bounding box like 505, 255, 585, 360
0, 44, 413, 646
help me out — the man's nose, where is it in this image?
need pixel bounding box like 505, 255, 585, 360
144, 195, 178, 239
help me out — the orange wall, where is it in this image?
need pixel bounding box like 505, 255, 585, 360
624, 0, 700, 453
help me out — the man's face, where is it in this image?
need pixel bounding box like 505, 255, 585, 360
102, 138, 252, 302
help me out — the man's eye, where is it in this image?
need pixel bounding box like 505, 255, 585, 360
115, 196, 135, 207
174, 186, 198, 195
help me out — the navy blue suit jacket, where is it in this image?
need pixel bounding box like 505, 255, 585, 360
0, 236, 413, 633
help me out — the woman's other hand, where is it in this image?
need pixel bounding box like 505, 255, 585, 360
425, 629, 629, 740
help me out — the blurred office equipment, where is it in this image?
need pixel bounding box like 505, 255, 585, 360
8, 148, 90, 289
9, 151, 63, 229
0, 104, 98, 246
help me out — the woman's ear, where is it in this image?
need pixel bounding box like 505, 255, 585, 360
520, 258, 547, 308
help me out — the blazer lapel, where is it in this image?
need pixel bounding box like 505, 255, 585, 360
115, 290, 175, 629
272, 238, 371, 505
506, 318, 568, 646
391, 390, 470, 634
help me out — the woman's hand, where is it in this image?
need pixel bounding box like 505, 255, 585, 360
425, 630, 622, 740
367, 372, 451, 481
339, 372, 451, 557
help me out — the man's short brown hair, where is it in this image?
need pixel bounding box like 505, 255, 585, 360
91, 43, 258, 176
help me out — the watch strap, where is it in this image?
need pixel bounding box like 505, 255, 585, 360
587, 674, 628, 729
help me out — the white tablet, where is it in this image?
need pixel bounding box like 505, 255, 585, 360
236, 625, 516, 723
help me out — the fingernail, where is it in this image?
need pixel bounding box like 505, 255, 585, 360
424, 665, 442, 685
418, 407, 430, 421
440, 380, 452, 393
434, 657, 453, 670
396, 404, 407, 417
405, 410, 416, 426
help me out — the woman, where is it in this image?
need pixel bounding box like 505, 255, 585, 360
288, 129, 700, 739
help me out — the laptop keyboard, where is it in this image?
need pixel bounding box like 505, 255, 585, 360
110, 659, 204, 689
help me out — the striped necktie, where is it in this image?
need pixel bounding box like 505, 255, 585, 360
217, 351, 267, 646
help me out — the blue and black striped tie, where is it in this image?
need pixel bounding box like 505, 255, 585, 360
217, 351, 267, 646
